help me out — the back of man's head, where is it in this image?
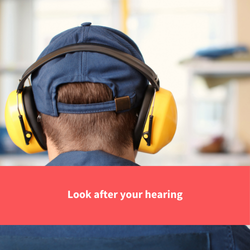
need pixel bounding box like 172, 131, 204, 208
41, 82, 137, 157
31, 22, 148, 159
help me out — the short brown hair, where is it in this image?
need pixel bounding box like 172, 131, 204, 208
41, 82, 137, 156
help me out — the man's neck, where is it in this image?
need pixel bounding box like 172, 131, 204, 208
46, 137, 136, 163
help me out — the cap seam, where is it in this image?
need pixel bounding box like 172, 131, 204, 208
84, 26, 90, 79
80, 26, 85, 81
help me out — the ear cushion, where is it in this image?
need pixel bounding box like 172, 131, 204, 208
138, 87, 177, 154
134, 85, 155, 150
22, 86, 47, 150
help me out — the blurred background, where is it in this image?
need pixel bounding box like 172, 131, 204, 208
0, 0, 250, 166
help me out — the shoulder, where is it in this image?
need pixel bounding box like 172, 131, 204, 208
231, 225, 250, 250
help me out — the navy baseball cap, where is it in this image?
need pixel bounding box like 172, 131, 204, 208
31, 22, 148, 116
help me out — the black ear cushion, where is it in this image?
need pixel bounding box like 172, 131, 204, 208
134, 85, 155, 150
22, 86, 47, 150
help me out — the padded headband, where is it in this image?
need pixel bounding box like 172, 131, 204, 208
17, 44, 160, 93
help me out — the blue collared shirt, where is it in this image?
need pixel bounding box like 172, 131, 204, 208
47, 150, 139, 166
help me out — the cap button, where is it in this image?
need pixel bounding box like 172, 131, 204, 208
81, 22, 92, 26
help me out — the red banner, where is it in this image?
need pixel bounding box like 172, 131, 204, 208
0, 166, 249, 225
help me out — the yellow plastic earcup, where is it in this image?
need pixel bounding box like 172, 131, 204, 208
5, 90, 45, 154
138, 88, 177, 154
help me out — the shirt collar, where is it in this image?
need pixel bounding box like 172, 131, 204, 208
46, 150, 139, 166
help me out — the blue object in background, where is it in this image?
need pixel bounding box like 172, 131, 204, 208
195, 46, 248, 58
0, 127, 25, 154
0, 127, 47, 155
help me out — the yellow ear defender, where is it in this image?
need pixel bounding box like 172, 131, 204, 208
135, 86, 177, 154
5, 44, 177, 154
5, 85, 46, 154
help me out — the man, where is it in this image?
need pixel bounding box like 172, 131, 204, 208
2, 22, 250, 249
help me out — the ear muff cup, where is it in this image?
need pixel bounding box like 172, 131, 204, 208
134, 85, 155, 150
134, 85, 177, 154
22, 86, 47, 151
5, 87, 46, 154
